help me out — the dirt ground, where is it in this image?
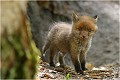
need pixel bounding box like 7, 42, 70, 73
35, 62, 120, 79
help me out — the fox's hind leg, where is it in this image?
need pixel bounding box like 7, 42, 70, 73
49, 46, 57, 67
58, 52, 66, 68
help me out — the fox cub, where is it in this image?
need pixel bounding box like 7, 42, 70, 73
42, 12, 98, 74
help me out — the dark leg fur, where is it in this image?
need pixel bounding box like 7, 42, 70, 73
49, 47, 57, 67
71, 54, 83, 74
79, 53, 87, 71
74, 60, 83, 74
49, 54, 55, 67
81, 60, 87, 70
59, 52, 65, 67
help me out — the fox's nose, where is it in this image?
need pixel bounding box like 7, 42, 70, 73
81, 35, 88, 39
83, 35, 85, 38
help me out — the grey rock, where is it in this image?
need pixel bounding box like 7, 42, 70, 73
27, 1, 119, 67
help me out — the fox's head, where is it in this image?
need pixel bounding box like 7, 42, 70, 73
72, 12, 98, 40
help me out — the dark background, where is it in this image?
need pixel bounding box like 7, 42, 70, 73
27, 1, 119, 67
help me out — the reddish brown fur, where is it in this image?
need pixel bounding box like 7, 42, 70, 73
75, 16, 97, 31
76, 21, 97, 31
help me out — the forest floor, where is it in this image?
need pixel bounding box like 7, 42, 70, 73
35, 61, 120, 80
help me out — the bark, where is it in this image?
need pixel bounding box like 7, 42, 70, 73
1, 1, 39, 79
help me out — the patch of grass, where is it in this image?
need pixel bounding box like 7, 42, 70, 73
65, 73, 70, 80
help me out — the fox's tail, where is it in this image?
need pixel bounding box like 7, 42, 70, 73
42, 39, 50, 60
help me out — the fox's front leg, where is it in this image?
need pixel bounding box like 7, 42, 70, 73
79, 51, 87, 71
70, 38, 83, 74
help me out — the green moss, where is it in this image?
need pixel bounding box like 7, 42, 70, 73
1, 21, 40, 79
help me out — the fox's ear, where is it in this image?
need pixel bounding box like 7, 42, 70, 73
94, 15, 98, 22
72, 12, 79, 22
